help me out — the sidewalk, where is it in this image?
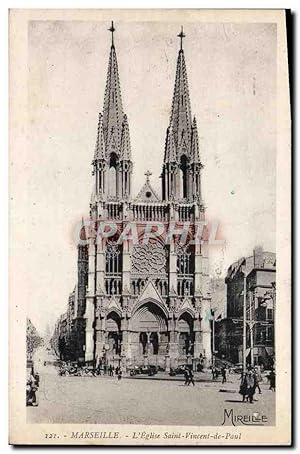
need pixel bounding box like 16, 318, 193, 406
125, 371, 240, 384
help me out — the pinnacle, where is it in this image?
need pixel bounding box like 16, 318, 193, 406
120, 113, 131, 161
191, 116, 200, 163
102, 42, 124, 154
94, 112, 105, 160
168, 45, 192, 155
165, 125, 177, 163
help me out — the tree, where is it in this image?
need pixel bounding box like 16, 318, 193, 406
26, 318, 43, 360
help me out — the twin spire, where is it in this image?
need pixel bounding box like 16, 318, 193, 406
164, 26, 200, 165
94, 21, 131, 163
93, 23, 202, 202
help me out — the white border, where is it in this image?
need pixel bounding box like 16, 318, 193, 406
2, 1, 298, 452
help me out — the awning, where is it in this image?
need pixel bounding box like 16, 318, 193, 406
265, 347, 274, 356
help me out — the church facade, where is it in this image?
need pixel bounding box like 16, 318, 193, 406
67, 24, 212, 372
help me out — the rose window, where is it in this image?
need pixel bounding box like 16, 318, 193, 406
132, 243, 167, 274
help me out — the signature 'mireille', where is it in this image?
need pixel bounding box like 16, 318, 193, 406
222, 409, 268, 426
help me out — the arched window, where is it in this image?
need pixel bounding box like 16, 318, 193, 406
108, 152, 118, 198
180, 154, 188, 199
176, 243, 194, 296
105, 240, 122, 275
105, 240, 122, 295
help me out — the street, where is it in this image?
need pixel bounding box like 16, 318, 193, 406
27, 349, 275, 426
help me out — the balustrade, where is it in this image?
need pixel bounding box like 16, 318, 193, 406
132, 204, 169, 222
178, 204, 194, 222
130, 276, 168, 297
106, 202, 122, 220
177, 276, 194, 296
105, 276, 122, 295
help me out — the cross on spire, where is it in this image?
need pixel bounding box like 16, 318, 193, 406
144, 170, 152, 182
178, 26, 186, 51
108, 20, 115, 47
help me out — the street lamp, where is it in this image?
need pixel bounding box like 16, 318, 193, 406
211, 310, 215, 367
239, 259, 247, 375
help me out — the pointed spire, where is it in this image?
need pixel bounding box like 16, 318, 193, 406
102, 23, 124, 154
169, 28, 192, 154
191, 116, 200, 163
79, 216, 88, 242
120, 114, 131, 160
94, 113, 106, 160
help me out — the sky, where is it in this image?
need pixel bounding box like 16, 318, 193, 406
26, 20, 276, 334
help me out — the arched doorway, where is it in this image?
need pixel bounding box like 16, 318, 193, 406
129, 301, 169, 366
178, 312, 194, 358
105, 311, 122, 367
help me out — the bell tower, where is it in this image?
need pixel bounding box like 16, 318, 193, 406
161, 27, 203, 204
92, 21, 133, 204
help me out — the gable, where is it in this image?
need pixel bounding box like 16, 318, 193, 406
137, 280, 164, 305
134, 181, 160, 203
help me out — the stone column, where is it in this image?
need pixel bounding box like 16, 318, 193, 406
96, 239, 105, 294
121, 317, 130, 369
84, 296, 94, 363
85, 239, 96, 363
194, 229, 203, 294
122, 235, 132, 294
95, 315, 106, 363
169, 240, 177, 295
188, 165, 193, 201
201, 298, 212, 366
168, 317, 178, 368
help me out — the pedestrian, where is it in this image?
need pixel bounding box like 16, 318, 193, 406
254, 366, 262, 394
112, 365, 115, 377
34, 372, 40, 388
117, 368, 122, 381
239, 373, 248, 402
221, 367, 227, 384
268, 370, 275, 391
184, 368, 189, 385
211, 366, 216, 380
240, 370, 256, 403
187, 368, 195, 386
27, 372, 38, 407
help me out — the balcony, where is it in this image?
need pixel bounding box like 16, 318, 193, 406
105, 276, 122, 295
132, 203, 169, 222
178, 204, 194, 222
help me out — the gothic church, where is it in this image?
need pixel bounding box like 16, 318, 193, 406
68, 23, 212, 371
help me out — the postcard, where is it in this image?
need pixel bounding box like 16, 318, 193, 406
9, 9, 291, 445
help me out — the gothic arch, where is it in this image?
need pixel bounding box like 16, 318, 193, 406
129, 299, 169, 333
177, 311, 194, 331
108, 152, 118, 197
106, 306, 122, 320
106, 310, 121, 331
179, 154, 188, 199
177, 311, 194, 355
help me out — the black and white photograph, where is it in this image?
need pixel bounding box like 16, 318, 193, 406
9, 9, 291, 446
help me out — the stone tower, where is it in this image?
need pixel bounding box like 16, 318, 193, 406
75, 24, 212, 370
91, 21, 133, 208
162, 27, 203, 204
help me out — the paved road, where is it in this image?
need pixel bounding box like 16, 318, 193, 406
28, 356, 275, 426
